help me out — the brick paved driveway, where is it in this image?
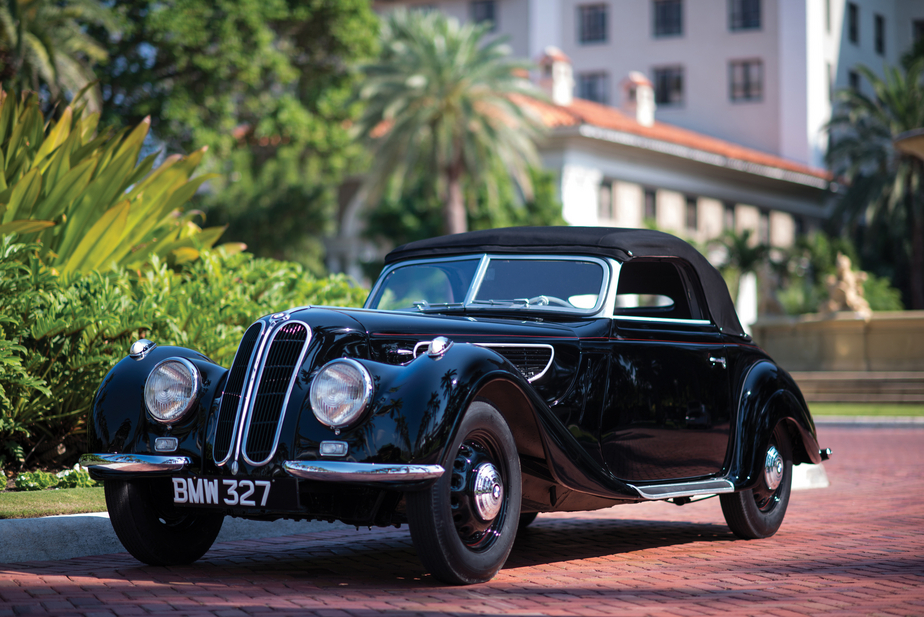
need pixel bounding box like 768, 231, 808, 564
2, 426, 922, 617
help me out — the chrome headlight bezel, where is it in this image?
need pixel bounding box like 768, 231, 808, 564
143, 357, 201, 424
309, 358, 374, 429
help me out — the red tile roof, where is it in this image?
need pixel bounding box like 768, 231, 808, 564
514, 94, 831, 184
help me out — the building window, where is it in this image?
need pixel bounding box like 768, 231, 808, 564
915, 20, 924, 42
653, 0, 682, 37
729, 0, 760, 31
471, 1, 497, 32
578, 4, 607, 44
825, 0, 831, 33
644, 188, 657, 222
578, 72, 609, 104
759, 210, 770, 245
685, 197, 698, 231
848, 2, 858, 44
724, 203, 736, 231
729, 59, 763, 102
653, 66, 684, 106
874, 14, 884, 55
849, 69, 860, 91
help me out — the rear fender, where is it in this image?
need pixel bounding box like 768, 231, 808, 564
728, 361, 822, 490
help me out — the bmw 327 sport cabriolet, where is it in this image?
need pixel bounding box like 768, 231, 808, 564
82, 226, 829, 585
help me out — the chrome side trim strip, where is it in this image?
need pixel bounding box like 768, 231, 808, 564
613, 315, 713, 325
283, 461, 445, 482
627, 478, 735, 500
241, 320, 313, 467
79, 453, 191, 473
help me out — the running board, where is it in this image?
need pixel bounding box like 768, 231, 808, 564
627, 478, 735, 500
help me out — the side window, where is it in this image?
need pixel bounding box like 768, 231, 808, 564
614, 259, 705, 321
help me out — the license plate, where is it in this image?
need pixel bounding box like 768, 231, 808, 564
171, 476, 298, 510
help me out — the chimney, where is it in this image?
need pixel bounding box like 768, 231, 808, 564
620, 72, 656, 127
538, 46, 574, 106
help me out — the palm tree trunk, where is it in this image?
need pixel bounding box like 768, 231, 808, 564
443, 155, 467, 235
909, 160, 924, 310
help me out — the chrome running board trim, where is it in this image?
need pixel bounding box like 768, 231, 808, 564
283, 461, 445, 482
628, 478, 735, 500
79, 453, 191, 473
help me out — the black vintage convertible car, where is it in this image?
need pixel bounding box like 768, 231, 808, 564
82, 227, 829, 585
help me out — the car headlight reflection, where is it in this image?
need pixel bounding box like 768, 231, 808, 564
144, 358, 200, 423
310, 359, 373, 428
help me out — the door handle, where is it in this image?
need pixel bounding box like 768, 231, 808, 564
709, 356, 727, 368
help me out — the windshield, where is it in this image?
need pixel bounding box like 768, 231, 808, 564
370, 259, 480, 311
367, 256, 608, 313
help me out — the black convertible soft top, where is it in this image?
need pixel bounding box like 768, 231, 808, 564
385, 226, 746, 337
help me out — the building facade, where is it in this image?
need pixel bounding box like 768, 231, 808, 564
374, 0, 924, 169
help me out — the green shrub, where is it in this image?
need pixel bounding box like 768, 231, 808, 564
13, 465, 99, 491
0, 238, 367, 466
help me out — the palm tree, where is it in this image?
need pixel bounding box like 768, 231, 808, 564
352, 9, 547, 235
0, 0, 117, 109
826, 61, 924, 309
710, 228, 770, 301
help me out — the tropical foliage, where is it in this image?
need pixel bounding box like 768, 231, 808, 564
0, 0, 118, 111
0, 237, 366, 470
353, 9, 547, 235
0, 87, 225, 276
826, 60, 924, 309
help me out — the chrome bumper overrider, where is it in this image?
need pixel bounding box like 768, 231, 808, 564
283, 461, 445, 482
79, 453, 191, 473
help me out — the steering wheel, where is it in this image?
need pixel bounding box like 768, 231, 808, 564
528, 295, 572, 308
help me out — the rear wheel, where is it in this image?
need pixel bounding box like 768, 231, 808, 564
407, 401, 521, 585
105, 478, 224, 565
720, 424, 792, 539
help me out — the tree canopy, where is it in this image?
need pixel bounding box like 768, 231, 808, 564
91, 0, 379, 273
352, 9, 548, 236
826, 61, 924, 309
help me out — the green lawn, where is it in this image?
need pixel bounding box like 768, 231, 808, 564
808, 403, 924, 416
0, 487, 106, 519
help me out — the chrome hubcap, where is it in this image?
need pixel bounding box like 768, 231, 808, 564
764, 445, 784, 490
472, 463, 503, 521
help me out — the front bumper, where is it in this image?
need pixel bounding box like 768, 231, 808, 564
81, 453, 445, 484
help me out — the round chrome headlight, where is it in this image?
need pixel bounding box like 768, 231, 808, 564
309, 358, 373, 428
144, 357, 200, 423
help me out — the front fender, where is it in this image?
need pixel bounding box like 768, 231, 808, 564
293, 342, 637, 500
88, 345, 227, 471
295, 342, 516, 469
728, 360, 822, 490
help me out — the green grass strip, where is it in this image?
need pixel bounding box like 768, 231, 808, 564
809, 403, 924, 416
0, 487, 106, 519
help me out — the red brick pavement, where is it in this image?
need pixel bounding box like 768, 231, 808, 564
1, 426, 922, 617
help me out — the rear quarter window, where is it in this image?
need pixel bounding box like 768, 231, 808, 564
613, 259, 707, 321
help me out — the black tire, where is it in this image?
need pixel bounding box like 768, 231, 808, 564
519, 511, 539, 529
105, 478, 224, 566
720, 424, 793, 539
407, 401, 522, 585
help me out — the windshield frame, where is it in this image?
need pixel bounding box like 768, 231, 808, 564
365, 254, 617, 316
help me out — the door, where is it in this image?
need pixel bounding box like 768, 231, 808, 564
600, 259, 732, 482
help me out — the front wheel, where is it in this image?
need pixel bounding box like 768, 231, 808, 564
720, 424, 793, 539
407, 401, 522, 585
105, 478, 224, 566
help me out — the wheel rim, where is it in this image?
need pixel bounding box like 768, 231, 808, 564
449, 435, 507, 551
753, 440, 786, 512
